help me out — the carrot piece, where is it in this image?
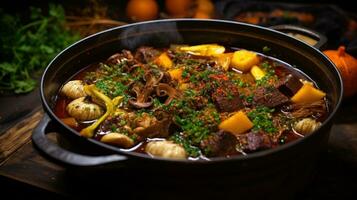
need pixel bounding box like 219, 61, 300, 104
61, 117, 78, 129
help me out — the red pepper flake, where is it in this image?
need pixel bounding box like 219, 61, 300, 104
209, 74, 228, 81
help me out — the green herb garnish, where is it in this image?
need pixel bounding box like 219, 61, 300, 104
248, 106, 277, 134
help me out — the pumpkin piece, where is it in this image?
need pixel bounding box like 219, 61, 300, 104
323, 46, 357, 97
168, 68, 183, 81
193, 11, 211, 19
291, 83, 326, 104
250, 65, 266, 80
231, 50, 260, 72
196, 0, 214, 14
219, 111, 254, 135
215, 53, 233, 71
154, 52, 173, 69
179, 44, 225, 56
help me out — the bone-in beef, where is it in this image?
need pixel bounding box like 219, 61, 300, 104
200, 130, 238, 156
237, 131, 272, 152
212, 82, 244, 112
253, 86, 289, 108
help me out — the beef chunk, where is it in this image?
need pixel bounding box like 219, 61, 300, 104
134, 46, 160, 63
277, 74, 303, 97
200, 130, 238, 157
212, 82, 244, 112
253, 86, 289, 108
237, 132, 272, 152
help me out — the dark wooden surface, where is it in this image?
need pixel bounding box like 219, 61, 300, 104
0, 95, 357, 199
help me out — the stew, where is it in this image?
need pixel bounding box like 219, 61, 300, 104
54, 44, 328, 160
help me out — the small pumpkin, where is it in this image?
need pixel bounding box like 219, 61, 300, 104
323, 46, 357, 97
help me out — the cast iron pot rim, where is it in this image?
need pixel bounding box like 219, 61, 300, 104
40, 19, 343, 164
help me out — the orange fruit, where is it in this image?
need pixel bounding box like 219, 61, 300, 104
194, 11, 211, 19
126, 0, 159, 21
165, 0, 192, 17
196, 0, 214, 14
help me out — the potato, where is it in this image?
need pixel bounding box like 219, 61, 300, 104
219, 111, 254, 135
154, 52, 173, 69
100, 132, 134, 148
250, 65, 266, 80
231, 50, 260, 72
179, 44, 225, 56
145, 140, 187, 159
291, 83, 326, 104
215, 53, 233, 71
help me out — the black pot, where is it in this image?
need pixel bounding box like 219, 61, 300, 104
32, 19, 342, 199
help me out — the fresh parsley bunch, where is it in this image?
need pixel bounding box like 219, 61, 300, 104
0, 4, 80, 94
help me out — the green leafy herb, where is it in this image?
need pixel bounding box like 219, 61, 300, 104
170, 133, 201, 157
0, 4, 80, 93
248, 106, 277, 134
256, 61, 278, 86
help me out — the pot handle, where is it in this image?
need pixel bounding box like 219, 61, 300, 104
269, 25, 327, 49
32, 114, 127, 167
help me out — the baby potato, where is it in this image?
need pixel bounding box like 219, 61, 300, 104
101, 133, 134, 148
66, 97, 103, 121
145, 140, 187, 159
231, 50, 260, 72
61, 80, 87, 99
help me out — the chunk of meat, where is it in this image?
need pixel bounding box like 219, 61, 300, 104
134, 46, 161, 63
253, 86, 289, 108
277, 74, 303, 97
237, 131, 272, 152
211, 82, 244, 112
200, 130, 238, 156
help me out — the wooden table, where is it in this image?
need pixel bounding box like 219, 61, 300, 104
1, 96, 357, 199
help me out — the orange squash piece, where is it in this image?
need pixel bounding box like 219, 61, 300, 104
219, 111, 254, 135
155, 52, 173, 69
291, 83, 326, 104
168, 68, 183, 81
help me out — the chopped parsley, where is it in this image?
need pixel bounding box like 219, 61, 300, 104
170, 133, 201, 157
248, 106, 277, 134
